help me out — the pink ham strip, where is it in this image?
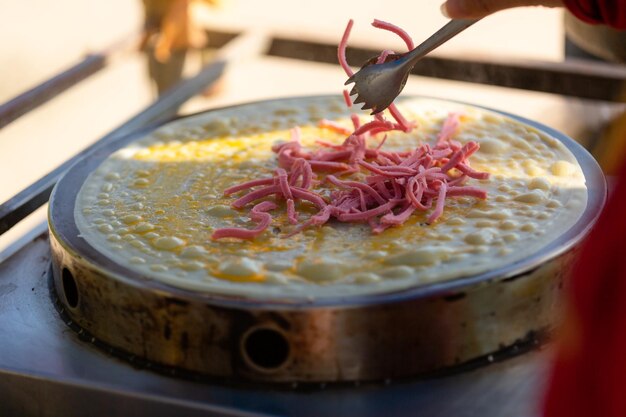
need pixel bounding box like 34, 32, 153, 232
357, 189, 367, 211
232, 185, 281, 209
315, 140, 344, 149
376, 49, 395, 64
292, 158, 313, 188
236, 179, 325, 210
427, 181, 448, 223
338, 19, 355, 77
446, 186, 488, 199
319, 119, 352, 135
376, 134, 388, 150
399, 148, 426, 167
338, 200, 399, 222
287, 199, 298, 224
302, 163, 314, 188
391, 180, 403, 199
326, 175, 387, 204
288, 158, 304, 186
285, 205, 333, 237
370, 219, 392, 234
425, 172, 449, 181
373, 181, 392, 199
343, 89, 353, 107
376, 165, 416, 174
378, 151, 404, 164
290, 187, 328, 209
432, 148, 453, 159
381, 204, 416, 225
310, 205, 333, 225
436, 112, 461, 146
291, 126, 301, 142
456, 163, 490, 180
358, 160, 415, 177
372, 19, 415, 50
308, 160, 353, 172
315, 150, 353, 162
276, 168, 293, 200
388, 103, 415, 133
211, 201, 277, 240
406, 177, 428, 209
440, 141, 480, 172
350, 114, 361, 131
223, 178, 274, 196
447, 174, 468, 187
353, 119, 395, 136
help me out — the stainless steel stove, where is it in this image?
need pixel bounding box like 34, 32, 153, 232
1, 21, 625, 417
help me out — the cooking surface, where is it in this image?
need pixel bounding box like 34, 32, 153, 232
1, 234, 549, 417
70, 96, 588, 297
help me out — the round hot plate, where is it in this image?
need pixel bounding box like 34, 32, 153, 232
48, 96, 606, 383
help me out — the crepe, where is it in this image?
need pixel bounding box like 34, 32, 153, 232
75, 96, 587, 299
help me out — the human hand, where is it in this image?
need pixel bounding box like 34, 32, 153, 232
441, 0, 564, 19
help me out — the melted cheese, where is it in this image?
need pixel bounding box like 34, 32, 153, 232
75, 97, 588, 299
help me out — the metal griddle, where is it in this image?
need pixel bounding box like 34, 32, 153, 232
47, 96, 606, 384
0, 236, 549, 416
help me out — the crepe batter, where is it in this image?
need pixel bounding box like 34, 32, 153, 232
74, 96, 587, 299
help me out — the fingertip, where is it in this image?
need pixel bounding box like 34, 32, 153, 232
441, 0, 468, 19
440, 2, 451, 18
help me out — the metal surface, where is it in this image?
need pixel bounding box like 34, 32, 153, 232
0, 54, 107, 130
0, 233, 550, 417
0, 29, 237, 132
47, 96, 606, 383
346, 18, 480, 112
268, 36, 626, 102
0, 28, 265, 237
0, 59, 226, 236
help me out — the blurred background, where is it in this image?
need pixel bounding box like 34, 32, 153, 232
0, 0, 565, 195
0, 0, 624, 255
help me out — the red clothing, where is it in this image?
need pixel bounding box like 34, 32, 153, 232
544, 4, 626, 417
565, 0, 626, 29
542, 5, 626, 417
543, 163, 626, 417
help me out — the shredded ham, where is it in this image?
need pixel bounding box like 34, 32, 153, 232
211, 201, 277, 240
376, 49, 394, 65
319, 119, 352, 136
388, 103, 416, 132
343, 89, 353, 108
437, 112, 461, 146
212, 20, 490, 240
337, 19, 355, 77
371, 19, 415, 50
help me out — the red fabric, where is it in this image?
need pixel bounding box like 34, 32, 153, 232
564, 0, 626, 29
543, 161, 626, 417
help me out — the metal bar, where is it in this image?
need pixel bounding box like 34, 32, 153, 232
0, 59, 226, 236
0, 54, 107, 130
267, 37, 626, 102
0, 28, 272, 236
204, 29, 239, 49
0, 29, 237, 132
0, 371, 266, 417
